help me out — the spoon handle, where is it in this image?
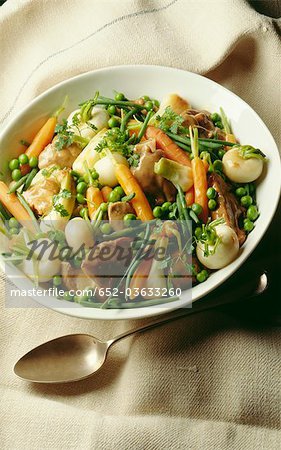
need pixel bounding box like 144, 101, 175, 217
108, 271, 267, 346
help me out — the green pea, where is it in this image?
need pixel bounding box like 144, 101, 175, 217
78, 177, 85, 184
18, 153, 29, 165
206, 187, 217, 199
218, 149, 226, 159
247, 205, 259, 221
107, 105, 116, 115
8, 217, 19, 229
9, 159, 19, 171
216, 121, 223, 129
144, 101, 154, 111
195, 227, 202, 239
53, 275, 62, 287
241, 195, 253, 208
244, 219, 254, 232
153, 206, 163, 218
161, 201, 172, 212
142, 95, 151, 101
152, 99, 160, 108
9, 227, 19, 235
208, 199, 217, 211
100, 202, 108, 212
76, 181, 87, 194
108, 190, 121, 203
115, 92, 125, 101
12, 169, 22, 181
213, 160, 223, 172
191, 203, 203, 216
108, 117, 120, 128
29, 156, 38, 168
91, 169, 99, 180
123, 213, 136, 222
210, 113, 221, 123
63, 291, 74, 302
196, 270, 208, 283
114, 186, 125, 197
80, 207, 88, 218
100, 223, 112, 235
235, 187, 246, 197
76, 193, 86, 204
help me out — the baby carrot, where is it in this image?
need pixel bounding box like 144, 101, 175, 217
114, 162, 154, 221
25, 100, 66, 160
129, 258, 153, 300
0, 181, 35, 231
146, 126, 191, 167
185, 187, 195, 206
189, 127, 208, 223
86, 186, 103, 220
25, 117, 57, 159
101, 186, 112, 202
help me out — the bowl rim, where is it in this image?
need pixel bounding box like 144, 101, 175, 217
0, 64, 280, 320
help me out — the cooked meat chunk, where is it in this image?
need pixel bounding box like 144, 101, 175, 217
61, 262, 106, 301
22, 167, 71, 216
194, 112, 214, 131
180, 112, 198, 128
82, 237, 133, 283
38, 140, 82, 169
208, 173, 246, 246
131, 140, 176, 204
108, 202, 134, 231
23, 178, 60, 216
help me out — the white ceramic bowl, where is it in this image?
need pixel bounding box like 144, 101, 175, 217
0, 65, 280, 320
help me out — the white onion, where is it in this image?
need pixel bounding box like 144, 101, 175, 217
222, 147, 263, 183
196, 224, 239, 269
22, 258, 61, 283
94, 153, 129, 187
65, 218, 94, 253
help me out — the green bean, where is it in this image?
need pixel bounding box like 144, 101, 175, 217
120, 108, 138, 133
197, 137, 236, 146
101, 220, 156, 240
23, 168, 38, 190
176, 142, 191, 152
85, 97, 151, 111
166, 131, 235, 148
137, 110, 154, 142
8, 174, 29, 193
17, 192, 40, 232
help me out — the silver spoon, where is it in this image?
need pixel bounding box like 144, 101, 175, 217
14, 272, 268, 383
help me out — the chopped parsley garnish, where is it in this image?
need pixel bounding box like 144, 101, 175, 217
55, 119, 75, 151
52, 189, 72, 217
157, 107, 188, 135
41, 166, 59, 178
95, 128, 139, 167
54, 119, 89, 151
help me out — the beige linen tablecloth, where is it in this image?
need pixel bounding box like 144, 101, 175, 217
0, 1, 280, 449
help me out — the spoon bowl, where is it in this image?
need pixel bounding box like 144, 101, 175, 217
14, 335, 109, 383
